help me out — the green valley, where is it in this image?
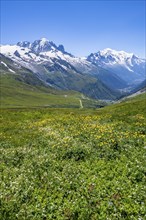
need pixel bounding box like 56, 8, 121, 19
0, 73, 105, 109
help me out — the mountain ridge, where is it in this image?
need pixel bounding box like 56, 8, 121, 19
87, 48, 145, 85
1, 38, 145, 102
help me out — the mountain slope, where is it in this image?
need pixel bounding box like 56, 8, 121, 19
1, 39, 145, 101
0, 55, 106, 108
91, 66, 128, 90
0, 39, 121, 100
131, 79, 146, 93
87, 48, 146, 86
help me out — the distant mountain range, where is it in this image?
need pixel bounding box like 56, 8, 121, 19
87, 48, 145, 86
0, 38, 146, 101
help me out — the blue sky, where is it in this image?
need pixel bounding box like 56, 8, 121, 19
1, 0, 145, 57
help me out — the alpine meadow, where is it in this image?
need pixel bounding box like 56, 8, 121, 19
0, 94, 146, 219
0, 0, 146, 219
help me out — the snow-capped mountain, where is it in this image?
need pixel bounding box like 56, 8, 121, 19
1, 38, 70, 64
0, 38, 145, 100
1, 38, 122, 100
87, 48, 146, 85
0, 38, 95, 76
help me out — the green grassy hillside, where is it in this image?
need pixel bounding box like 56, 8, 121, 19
0, 73, 104, 108
0, 93, 145, 219
0, 53, 121, 103
0, 54, 105, 108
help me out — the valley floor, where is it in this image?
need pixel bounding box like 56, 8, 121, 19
0, 94, 146, 219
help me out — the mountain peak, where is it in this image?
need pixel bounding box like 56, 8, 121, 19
57, 44, 65, 53
100, 48, 135, 59
40, 37, 48, 42
39, 38, 49, 46
30, 38, 58, 53
17, 41, 31, 48
13, 38, 73, 56
102, 48, 113, 52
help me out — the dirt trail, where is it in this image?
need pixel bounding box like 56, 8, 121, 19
79, 99, 83, 109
